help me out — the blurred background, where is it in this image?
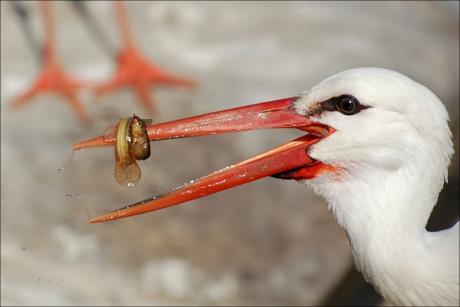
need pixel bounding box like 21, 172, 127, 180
1, 1, 458, 305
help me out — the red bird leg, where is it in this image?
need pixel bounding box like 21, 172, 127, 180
8, 1, 89, 122
115, 1, 135, 50
94, 1, 195, 115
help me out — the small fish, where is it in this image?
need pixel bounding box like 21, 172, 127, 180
114, 115, 152, 186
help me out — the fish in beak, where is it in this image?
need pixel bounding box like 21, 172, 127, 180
72, 97, 335, 223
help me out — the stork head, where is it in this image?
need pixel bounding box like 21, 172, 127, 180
297, 68, 452, 176
73, 68, 453, 223
293, 68, 453, 231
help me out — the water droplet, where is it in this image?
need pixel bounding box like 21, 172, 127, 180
65, 194, 72, 200
73, 193, 81, 200
257, 112, 267, 119
127, 182, 135, 187
57, 168, 64, 173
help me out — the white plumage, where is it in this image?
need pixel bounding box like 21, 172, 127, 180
296, 68, 459, 306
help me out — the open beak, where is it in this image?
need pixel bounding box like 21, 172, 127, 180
73, 97, 334, 223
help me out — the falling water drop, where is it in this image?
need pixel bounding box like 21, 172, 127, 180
65, 194, 72, 200
57, 150, 75, 175
127, 182, 135, 187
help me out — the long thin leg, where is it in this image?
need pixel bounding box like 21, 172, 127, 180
115, 1, 134, 50
9, 1, 42, 63
71, 1, 115, 57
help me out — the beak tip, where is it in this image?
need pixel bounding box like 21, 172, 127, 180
72, 136, 110, 150
88, 216, 103, 224
88, 212, 121, 223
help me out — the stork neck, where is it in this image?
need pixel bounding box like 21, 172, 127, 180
332, 172, 434, 238
317, 158, 447, 303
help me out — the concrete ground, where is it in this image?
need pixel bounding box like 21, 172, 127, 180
1, 1, 458, 305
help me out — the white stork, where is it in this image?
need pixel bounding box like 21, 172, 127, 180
74, 67, 459, 306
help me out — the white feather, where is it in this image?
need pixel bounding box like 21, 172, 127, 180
296, 68, 458, 306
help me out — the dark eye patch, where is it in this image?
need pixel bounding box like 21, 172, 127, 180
308, 95, 369, 116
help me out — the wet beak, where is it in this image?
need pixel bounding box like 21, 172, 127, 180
73, 97, 333, 223
72, 97, 313, 149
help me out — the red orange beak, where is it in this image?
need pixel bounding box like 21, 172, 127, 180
73, 97, 334, 223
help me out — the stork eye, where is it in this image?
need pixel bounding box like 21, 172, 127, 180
337, 96, 360, 115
